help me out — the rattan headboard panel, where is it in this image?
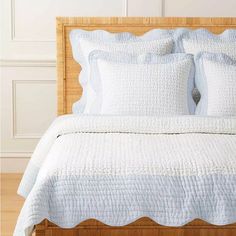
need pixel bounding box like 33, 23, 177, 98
56, 17, 236, 115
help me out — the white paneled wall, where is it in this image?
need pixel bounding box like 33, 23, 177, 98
0, 0, 236, 172
127, 0, 162, 16
164, 0, 236, 17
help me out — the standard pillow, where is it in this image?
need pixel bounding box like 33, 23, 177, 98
88, 51, 194, 116
195, 52, 236, 116
70, 29, 174, 113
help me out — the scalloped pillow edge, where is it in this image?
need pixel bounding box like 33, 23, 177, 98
194, 51, 236, 115
89, 51, 195, 115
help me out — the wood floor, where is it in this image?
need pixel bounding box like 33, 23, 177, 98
1, 174, 24, 236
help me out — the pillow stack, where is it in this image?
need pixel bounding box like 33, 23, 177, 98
180, 29, 236, 116
70, 28, 236, 117
70, 29, 173, 114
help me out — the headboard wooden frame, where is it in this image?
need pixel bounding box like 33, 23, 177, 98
57, 17, 236, 115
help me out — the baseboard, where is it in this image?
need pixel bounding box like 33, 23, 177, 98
0, 157, 29, 173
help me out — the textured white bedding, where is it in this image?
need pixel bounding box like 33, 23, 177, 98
89, 52, 195, 115
15, 115, 236, 236
194, 52, 236, 116
70, 29, 173, 114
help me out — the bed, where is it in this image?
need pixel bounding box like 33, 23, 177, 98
15, 17, 236, 236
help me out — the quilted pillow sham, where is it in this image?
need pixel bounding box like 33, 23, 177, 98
180, 29, 236, 58
177, 29, 236, 104
195, 52, 236, 116
70, 29, 174, 113
88, 51, 194, 116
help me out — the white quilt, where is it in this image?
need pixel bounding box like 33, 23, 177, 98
14, 115, 236, 236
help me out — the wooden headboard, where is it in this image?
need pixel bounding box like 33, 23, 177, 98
56, 17, 236, 115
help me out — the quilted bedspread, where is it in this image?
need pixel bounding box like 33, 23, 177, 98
14, 115, 236, 236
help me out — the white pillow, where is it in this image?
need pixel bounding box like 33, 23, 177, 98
180, 29, 236, 104
89, 51, 194, 116
195, 52, 236, 116
182, 29, 236, 59
70, 29, 174, 113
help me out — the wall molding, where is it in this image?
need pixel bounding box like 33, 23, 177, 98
10, 0, 130, 42
0, 59, 56, 67
10, 0, 55, 42
12, 79, 56, 139
123, 0, 128, 16
161, 0, 165, 16
0, 152, 32, 158
13, 134, 42, 139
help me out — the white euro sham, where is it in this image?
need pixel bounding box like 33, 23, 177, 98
181, 29, 236, 59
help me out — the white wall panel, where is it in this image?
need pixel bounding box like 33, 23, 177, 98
13, 80, 56, 138
1, 0, 126, 61
1, 0, 236, 172
127, 0, 162, 16
13, 0, 125, 42
0, 66, 56, 156
0, 0, 126, 172
164, 0, 236, 17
